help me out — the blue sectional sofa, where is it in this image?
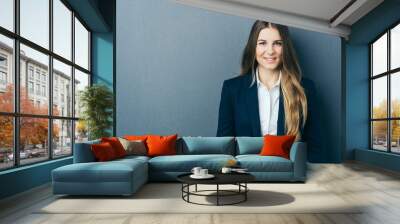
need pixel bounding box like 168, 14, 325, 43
52, 137, 307, 196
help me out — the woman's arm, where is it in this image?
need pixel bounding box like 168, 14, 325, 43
217, 80, 236, 136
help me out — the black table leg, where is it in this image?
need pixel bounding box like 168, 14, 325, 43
188, 184, 190, 202
217, 184, 219, 206
245, 183, 247, 201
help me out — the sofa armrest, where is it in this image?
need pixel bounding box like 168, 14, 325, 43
289, 142, 307, 181
73, 141, 99, 163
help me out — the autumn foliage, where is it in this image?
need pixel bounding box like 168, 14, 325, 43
0, 84, 59, 150
372, 99, 400, 142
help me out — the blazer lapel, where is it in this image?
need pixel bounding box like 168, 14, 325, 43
245, 79, 262, 136
277, 87, 285, 135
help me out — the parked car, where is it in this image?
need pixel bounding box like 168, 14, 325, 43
7, 150, 32, 160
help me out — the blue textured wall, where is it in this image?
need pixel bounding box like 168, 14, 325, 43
91, 32, 114, 135
116, 0, 250, 137
0, 158, 72, 199
346, 0, 400, 165
92, 32, 113, 88
116, 0, 342, 162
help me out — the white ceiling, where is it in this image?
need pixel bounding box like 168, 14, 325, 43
173, 0, 384, 39
227, 0, 352, 22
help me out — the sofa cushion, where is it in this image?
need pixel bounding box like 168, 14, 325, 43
52, 158, 147, 183
148, 154, 235, 172
236, 155, 293, 172
236, 137, 263, 155
180, 137, 235, 155
115, 155, 150, 163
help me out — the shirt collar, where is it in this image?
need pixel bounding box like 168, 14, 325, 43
256, 67, 281, 89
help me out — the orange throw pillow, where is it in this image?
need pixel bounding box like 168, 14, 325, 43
101, 137, 127, 158
91, 142, 117, 161
146, 134, 178, 157
259, 135, 296, 159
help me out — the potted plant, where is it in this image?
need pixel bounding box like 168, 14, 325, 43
79, 84, 113, 140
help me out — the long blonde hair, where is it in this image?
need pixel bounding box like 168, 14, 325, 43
241, 20, 307, 140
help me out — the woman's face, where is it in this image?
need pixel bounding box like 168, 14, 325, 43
255, 27, 283, 71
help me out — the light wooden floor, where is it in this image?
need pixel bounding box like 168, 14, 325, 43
1, 162, 400, 224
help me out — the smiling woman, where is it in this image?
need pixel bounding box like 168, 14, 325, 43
217, 20, 323, 162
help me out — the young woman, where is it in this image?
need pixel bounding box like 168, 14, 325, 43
217, 20, 322, 161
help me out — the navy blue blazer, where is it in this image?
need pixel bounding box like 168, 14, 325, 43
216, 73, 324, 162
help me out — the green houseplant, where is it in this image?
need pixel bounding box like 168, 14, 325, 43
79, 84, 114, 140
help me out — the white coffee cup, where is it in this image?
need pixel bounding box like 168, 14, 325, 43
221, 167, 232, 174
191, 167, 202, 176
200, 169, 208, 176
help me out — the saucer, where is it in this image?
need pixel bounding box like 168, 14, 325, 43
190, 174, 215, 179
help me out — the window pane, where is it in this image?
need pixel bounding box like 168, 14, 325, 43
391, 72, 400, 118
372, 33, 387, 76
391, 120, 400, 153
53, 59, 72, 117
372, 77, 387, 119
74, 69, 89, 118
20, 117, 49, 165
0, 0, 14, 31
0, 116, 13, 170
75, 17, 89, 70
75, 120, 88, 143
0, 34, 14, 112
372, 121, 387, 151
53, 119, 72, 158
53, 0, 71, 60
391, 24, 400, 70
20, 0, 49, 49
20, 44, 49, 115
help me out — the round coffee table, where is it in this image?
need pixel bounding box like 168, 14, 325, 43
177, 172, 255, 206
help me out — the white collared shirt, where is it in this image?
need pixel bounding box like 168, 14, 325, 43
256, 68, 281, 136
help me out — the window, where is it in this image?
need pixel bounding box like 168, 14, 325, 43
35, 70, 40, 81
53, 59, 71, 117
42, 85, 46, 97
0, 0, 14, 32
370, 23, 400, 154
28, 81, 34, 94
74, 69, 89, 118
20, 0, 49, 49
53, 0, 72, 60
0, 71, 6, 85
35, 83, 40, 95
0, 54, 7, 87
0, 55, 7, 67
75, 18, 89, 70
0, 0, 91, 170
0, 35, 13, 113
29, 67, 34, 80
0, 116, 13, 170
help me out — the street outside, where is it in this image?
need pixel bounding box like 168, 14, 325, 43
0, 147, 71, 170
